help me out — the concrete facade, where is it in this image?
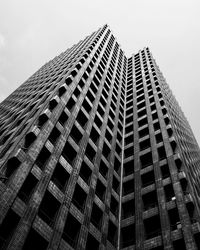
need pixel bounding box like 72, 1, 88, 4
0, 24, 200, 249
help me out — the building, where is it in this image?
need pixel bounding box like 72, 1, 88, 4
0, 24, 200, 250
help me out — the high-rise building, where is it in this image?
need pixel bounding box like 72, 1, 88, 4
0, 24, 200, 250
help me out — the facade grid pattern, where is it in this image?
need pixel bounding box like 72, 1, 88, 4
0, 24, 200, 250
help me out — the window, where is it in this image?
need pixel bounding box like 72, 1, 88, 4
62, 141, 77, 164
102, 142, 110, 160
99, 160, 108, 179
70, 125, 83, 144
124, 146, 133, 158
77, 109, 88, 128
18, 173, 38, 203
138, 117, 148, 127
121, 199, 135, 219
144, 215, 161, 239
22, 229, 48, 250
38, 113, 48, 128
51, 162, 70, 191
90, 127, 100, 145
91, 203, 103, 230
110, 196, 119, 217
23, 132, 37, 150
158, 146, 166, 160
112, 176, 120, 194
107, 220, 117, 247
66, 97, 76, 111
121, 224, 135, 248
125, 134, 133, 145
38, 190, 60, 226
141, 170, 155, 187
155, 133, 163, 143
62, 213, 81, 248
3, 157, 21, 182
79, 161, 92, 185
49, 99, 58, 111
72, 184, 87, 212
140, 138, 151, 151
48, 127, 61, 145
0, 209, 20, 248
58, 110, 68, 126
139, 127, 149, 138
140, 152, 153, 168
85, 234, 99, 250
35, 147, 51, 170
123, 178, 134, 196
85, 143, 96, 162
95, 179, 106, 201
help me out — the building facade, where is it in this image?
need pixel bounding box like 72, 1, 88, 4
0, 24, 200, 250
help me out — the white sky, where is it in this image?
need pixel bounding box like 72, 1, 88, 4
0, 0, 200, 144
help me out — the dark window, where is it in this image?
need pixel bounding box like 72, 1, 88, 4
79, 161, 92, 185
72, 184, 87, 212
122, 199, 135, 219
38, 191, 60, 226
94, 114, 103, 128
18, 173, 38, 203
24, 132, 37, 150
125, 134, 133, 145
107, 220, 117, 247
0, 209, 20, 248
91, 203, 103, 230
141, 170, 155, 187
140, 138, 151, 151
121, 224, 135, 248
160, 164, 170, 179
58, 111, 68, 126
49, 127, 61, 145
110, 196, 118, 217
173, 239, 186, 250
158, 146, 166, 160
139, 127, 149, 138
85, 234, 99, 250
123, 159, 134, 176
51, 162, 70, 191
62, 213, 81, 248
66, 97, 76, 111
95, 179, 106, 201
138, 117, 148, 127
90, 127, 100, 145
164, 184, 175, 202
62, 141, 77, 164
153, 122, 160, 131
144, 215, 161, 239
49, 99, 58, 111
99, 160, 108, 179
35, 146, 51, 170
155, 133, 163, 143
140, 152, 153, 168
123, 178, 134, 196
124, 146, 133, 158
85, 143, 96, 162
3, 157, 21, 182
112, 176, 120, 194
82, 99, 92, 114
38, 113, 48, 128
142, 190, 158, 210
102, 143, 110, 160
22, 229, 48, 250
70, 125, 83, 144
77, 110, 88, 128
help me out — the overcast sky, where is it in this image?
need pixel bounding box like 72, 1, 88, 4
0, 0, 200, 145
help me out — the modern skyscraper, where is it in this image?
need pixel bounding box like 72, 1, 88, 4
0, 24, 200, 250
